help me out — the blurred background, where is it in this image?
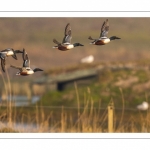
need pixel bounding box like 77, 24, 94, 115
0, 17, 150, 132
0, 17, 150, 71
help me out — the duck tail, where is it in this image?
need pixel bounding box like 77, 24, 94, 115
88, 36, 94, 40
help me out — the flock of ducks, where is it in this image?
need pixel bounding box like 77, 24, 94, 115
52, 19, 121, 50
0, 19, 121, 75
0, 48, 43, 75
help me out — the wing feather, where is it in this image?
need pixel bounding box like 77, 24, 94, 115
62, 23, 72, 43
100, 19, 109, 38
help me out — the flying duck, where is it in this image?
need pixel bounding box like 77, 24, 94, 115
53, 23, 84, 51
0, 48, 23, 72
10, 48, 43, 76
88, 19, 121, 45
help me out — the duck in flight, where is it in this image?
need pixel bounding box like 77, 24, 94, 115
0, 48, 23, 72
88, 19, 121, 45
10, 48, 43, 76
53, 23, 84, 51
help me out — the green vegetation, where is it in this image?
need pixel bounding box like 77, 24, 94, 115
40, 68, 150, 109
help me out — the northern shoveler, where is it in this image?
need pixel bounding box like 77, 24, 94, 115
10, 48, 43, 76
0, 48, 23, 72
53, 23, 84, 51
88, 19, 121, 45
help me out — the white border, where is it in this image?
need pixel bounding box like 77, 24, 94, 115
0, 11, 150, 17
0, 133, 150, 150
0, 133, 150, 138
1, 1, 150, 149
0, 0, 150, 12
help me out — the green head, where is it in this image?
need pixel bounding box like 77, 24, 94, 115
110, 36, 121, 40
73, 43, 84, 47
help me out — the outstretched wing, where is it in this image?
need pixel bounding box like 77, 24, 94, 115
88, 36, 96, 40
10, 65, 22, 71
100, 19, 109, 38
2, 48, 13, 52
22, 48, 30, 68
53, 39, 61, 45
62, 23, 72, 43
0, 52, 7, 59
22, 48, 26, 61
1, 58, 5, 72
12, 49, 23, 60
12, 49, 17, 60
23, 54, 30, 68
14, 50, 23, 53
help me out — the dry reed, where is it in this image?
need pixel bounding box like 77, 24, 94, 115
0, 70, 150, 132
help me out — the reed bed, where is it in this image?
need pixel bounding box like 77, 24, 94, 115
0, 100, 150, 133
0, 67, 150, 133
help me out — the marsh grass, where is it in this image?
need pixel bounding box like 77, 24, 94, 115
1, 66, 150, 133
0, 89, 149, 133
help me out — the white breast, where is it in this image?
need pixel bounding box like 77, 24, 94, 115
27, 70, 34, 74
66, 45, 74, 49
103, 38, 110, 44
7, 51, 14, 56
